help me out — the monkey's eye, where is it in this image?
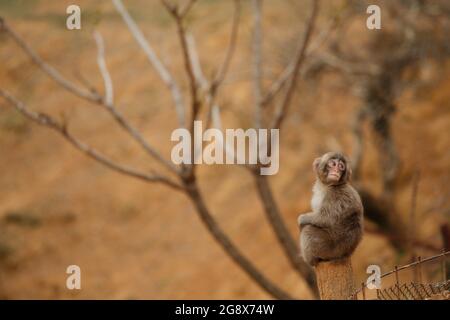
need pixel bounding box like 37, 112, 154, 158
338, 162, 345, 171
327, 160, 336, 168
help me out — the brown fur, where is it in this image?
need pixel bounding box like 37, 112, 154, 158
298, 152, 364, 266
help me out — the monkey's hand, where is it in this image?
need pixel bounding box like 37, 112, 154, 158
298, 213, 313, 228
298, 212, 330, 230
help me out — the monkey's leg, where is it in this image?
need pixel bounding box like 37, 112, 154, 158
300, 226, 328, 266
300, 239, 320, 266
312, 240, 348, 263
301, 227, 338, 265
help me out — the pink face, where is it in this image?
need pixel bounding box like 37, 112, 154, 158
326, 158, 345, 182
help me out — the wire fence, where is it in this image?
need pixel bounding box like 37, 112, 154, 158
350, 250, 449, 300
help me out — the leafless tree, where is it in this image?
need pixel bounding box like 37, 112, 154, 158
0, 0, 322, 299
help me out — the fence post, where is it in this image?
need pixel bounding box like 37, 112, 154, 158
315, 257, 355, 299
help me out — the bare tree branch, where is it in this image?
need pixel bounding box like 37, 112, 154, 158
0, 89, 184, 191
185, 31, 240, 165
253, 173, 319, 298
166, 5, 200, 125
262, 62, 294, 109
246, 0, 321, 298
262, 11, 338, 107
2, 2, 318, 299
163, 1, 317, 296
161, 0, 177, 15
210, 105, 241, 165
2, 19, 179, 174
252, 0, 264, 129
162, 3, 295, 298
204, 0, 241, 130
162, 0, 201, 179
184, 33, 218, 128
190, 0, 241, 132
184, 32, 209, 165
92, 30, 179, 174
179, 0, 198, 18
271, 0, 319, 130
1, 87, 289, 300
211, 0, 241, 92
185, 33, 208, 90
112, 0, 186, 127
185, 0, 241, 131
1, 19, 100, 103
350, 107, 366, 180
315, 51, 380, 76
185, 180, 293, 300
93, 31, 114, 106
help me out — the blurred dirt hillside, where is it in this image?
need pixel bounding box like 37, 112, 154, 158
0, 0, 449, 299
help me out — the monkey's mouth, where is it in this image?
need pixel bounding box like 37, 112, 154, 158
328, 172, 341, 180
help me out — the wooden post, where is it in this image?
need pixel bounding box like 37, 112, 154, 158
315, 257, 355, 300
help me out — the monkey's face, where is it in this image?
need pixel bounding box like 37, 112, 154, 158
314, 152, 351, 185
326, 158, 345, 183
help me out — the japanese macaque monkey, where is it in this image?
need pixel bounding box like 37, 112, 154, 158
298, 152, 364, 266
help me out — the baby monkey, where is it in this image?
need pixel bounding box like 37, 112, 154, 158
298, 152, 363, 266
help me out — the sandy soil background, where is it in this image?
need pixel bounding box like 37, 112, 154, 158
0, 0, 449, 299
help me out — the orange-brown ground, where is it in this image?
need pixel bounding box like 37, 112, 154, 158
0, 0, 448, 299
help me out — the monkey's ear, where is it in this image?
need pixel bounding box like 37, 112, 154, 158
312, 157, 321, 172
345, 163, 353, 181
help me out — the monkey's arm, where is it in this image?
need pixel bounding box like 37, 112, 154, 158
298, 212, 331, 229
297, 212, 312, 229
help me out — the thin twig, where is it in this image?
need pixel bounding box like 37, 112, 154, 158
171, 12, 200, 126
162, 0, 201, 177
205, 0, 241, 129
210, 105, 240, 165
2, 19, 100, 103
184, 32, 207, 165
185, 32, 239, 165
179, 0, 198, 18
185, 33, 208, 90
261, 63, 293, 109
350, 107, 366, 180
3, 19, 178, 174
261, 10, 338, 107
93, 31, 114, 106
91, 31, 179, 174
252, 0, 263, 129
0, 90, 184, 191
315, 50, 380, 76
211, 0, 241, 91
112, 0, 186, 127
271, 0, 319, 130
162, 1, 199, 125
185, 0, 241, 130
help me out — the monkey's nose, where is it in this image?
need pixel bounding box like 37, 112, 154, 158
329, 169, 340, 177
